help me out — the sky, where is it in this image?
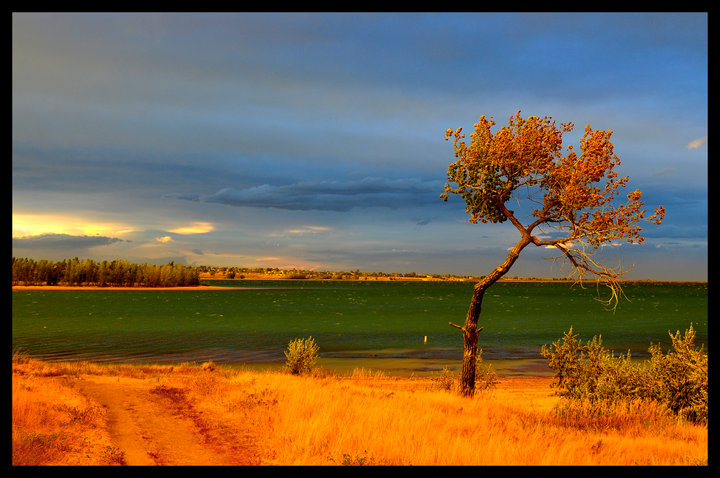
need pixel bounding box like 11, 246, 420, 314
12, 12, 708, 280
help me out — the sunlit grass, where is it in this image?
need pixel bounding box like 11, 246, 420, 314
12, 356, 707, 466
12, 355, 116, 465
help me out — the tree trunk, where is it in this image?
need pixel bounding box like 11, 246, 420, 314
452, 232, 533, 397
458, 282, 487, 396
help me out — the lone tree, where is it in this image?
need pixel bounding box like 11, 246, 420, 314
441, 111, 665, 397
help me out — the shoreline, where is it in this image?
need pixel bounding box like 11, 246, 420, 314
11, 285, 240, 291
12, 278, 707, 291
8, 353, 554, 378
12, 354, 553, 380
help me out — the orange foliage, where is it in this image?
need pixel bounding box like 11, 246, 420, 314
442, 111, 665, 305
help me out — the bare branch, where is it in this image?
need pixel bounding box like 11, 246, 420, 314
449, 322, 486, 335
550, 242, 631, 310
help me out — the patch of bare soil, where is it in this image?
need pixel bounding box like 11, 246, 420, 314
74, 375, 260, 465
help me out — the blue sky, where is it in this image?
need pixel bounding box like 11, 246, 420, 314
12, 12, 707, 280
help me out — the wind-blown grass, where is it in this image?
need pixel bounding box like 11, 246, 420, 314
12, 355, 707, 466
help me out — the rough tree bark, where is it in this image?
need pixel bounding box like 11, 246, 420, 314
450, 219, 532, 397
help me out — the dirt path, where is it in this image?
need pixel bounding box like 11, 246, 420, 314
74, 375, 257, 465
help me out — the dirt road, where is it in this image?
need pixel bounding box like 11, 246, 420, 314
75, 375, 259, 465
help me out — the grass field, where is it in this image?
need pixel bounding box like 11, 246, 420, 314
11, 355, 707, 466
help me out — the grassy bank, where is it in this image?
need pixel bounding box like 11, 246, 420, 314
12, 356, 707, 466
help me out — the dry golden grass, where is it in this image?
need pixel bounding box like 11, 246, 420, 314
12, 361, 117, 465
230, 374, 706, 465
12, 357, 708, 466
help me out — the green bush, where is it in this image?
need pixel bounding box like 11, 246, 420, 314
541, 328, 652, 403
541, 324, 707, 423
284, 336, 320, 375
648, 326, 707, 423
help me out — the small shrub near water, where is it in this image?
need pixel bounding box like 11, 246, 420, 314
434, 367, 457, 392
475, 348, 499, 391
541, 324, 707, 423
433, 348, 498, 393
284, 336, 320, 375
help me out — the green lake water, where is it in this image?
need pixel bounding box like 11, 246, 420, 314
11, 280, 707, 376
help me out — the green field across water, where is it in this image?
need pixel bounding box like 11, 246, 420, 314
12, 280, 707, 376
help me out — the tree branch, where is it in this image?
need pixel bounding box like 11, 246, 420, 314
551, 242, 630, 310
527, 213, 563, 233
449, 322, 484, 334
494, 197, 530, 238
531, 235, 575, 247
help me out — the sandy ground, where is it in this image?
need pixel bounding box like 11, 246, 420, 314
77, 374, 553, 465
67, 373, 553, 465
73, 374, 260, 465
13, 353, 557, 466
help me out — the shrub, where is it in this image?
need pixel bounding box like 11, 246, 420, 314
541, 329, 651, 403
648, 325, 707, 423
102, 446, 127, 465
541, 325, 707, 423
284, 336, 320, 375
434, 366, 457, 392
475, 348, 499, 391
433, 349, 498, 394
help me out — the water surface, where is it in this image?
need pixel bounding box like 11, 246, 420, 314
12, 280, 707, 376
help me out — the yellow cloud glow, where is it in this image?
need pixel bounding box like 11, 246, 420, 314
269, 225, 331, 237
12, 213, 136, 238
155, 236, 173, 243
287, 226, 330, 234
545, 242, 575, 249
167, 222, 214, 234
687, 136, 707, 150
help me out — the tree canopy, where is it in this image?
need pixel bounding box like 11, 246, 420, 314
441, 111, 665, 306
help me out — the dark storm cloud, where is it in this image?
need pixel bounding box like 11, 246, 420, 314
181, 177, 444, 212
11, 13, 707, 279
12, 233, 125, 250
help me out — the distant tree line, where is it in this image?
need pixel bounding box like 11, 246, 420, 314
199, 265, 487, 281
12, 257, 200, 287
13, 257, 578, 287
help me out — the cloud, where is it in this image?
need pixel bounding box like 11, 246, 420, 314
12, 212, 136, 238
167, 222, 214, 234
155, 236, 173, 243
271, 226, 331, 237
687, 136, 707, 150
179, 177, 443, 212
171, 193, 201, 201
544, 241, 575, 249
653, 168, 676, 177
12, 233, 124, 250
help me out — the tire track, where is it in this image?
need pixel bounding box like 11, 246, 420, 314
75, 375, 242, 465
